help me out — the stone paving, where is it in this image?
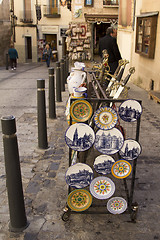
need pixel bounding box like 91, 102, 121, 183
0, 63, 160, 240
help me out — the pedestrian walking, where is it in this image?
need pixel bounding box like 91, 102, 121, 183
99, 26, 122, 75
43, 44, 52, 67
8, 43, 18, 70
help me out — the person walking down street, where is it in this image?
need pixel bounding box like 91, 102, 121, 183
99, 27, 122, 75
8, 44, 18, 70
43, 44, 52, 67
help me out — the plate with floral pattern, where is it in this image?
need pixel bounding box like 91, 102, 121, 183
107, 197, 127, 214
89, 176, 115, 200
70, 99, 93, 122
94, 106, 118, 130
119, 139, 142, 161
93, 155, 115, 175
111, 160, 132, 179
67, 189, 92, 212
118, 99, 142, 122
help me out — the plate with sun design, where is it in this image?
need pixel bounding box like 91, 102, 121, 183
67, 189, 92, 212
111, 160, 132, 179
107, 197, 127, 214
93, 106, 118, 130
89, 176, 115, 200
70, 99, 93, 122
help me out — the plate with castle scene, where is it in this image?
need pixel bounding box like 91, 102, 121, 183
119, 139, 142, 161
93, 155, 115, 175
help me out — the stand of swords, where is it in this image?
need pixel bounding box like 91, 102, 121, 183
92, 50, 135, 99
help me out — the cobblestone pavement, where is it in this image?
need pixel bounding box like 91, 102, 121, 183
0, 63, 160, 240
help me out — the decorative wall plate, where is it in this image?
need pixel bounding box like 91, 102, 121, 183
107, 197, 127, 214
65, 123, 95, 151
67, 189, 92, 212
94, 106, 118, 130
94, 128, 124, 155
119, 139, 142, 161
94, 155, 115, 175
118, 99, 142, 122
70, 99, 93, 122
111, 160, 132, 179
65, 163, 93, 188
89, 176, 115, 200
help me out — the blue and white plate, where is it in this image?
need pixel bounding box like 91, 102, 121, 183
118, 99, 142, 122
93, 106, 118, 130
119, 139, 142, 161
65, 123, 95, 151
90, 176, 115, 200
65, 163, 93, 188
94, 155, 115, 175
94, 128, 124, 155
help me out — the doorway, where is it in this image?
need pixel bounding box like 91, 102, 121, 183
25, 36, 32, 61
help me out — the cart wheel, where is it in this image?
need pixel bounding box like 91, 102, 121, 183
61, 206, 71, 222
130, 202, 138, 222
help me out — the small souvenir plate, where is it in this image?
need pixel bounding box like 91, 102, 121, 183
70, 99, 93, 122
119, 139, 142, 161
65, 123, 95, 151
111, 160, 132, 179
107, 197, 127, 214
94, 155, 115, 175
89, 176, 115, 200
94, 106, 118, 130
65, 163, 93, 188
118, 99, 142, 122
94, 128, 124, 155
67, 189, 92, 212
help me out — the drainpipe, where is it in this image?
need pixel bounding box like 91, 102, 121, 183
132, 0, 136, 30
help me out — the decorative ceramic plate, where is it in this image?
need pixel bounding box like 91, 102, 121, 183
94, 155, 115, 175
70, 99, 93, 122
65, 163, 93, 188
119, 139, 142, 161
111, 160, 132, 179
118, 99, 142, 122
89, 176, 115, 200
67, 189, 92, 212
65, 123, 95, 151
94, 106, 118, 130
94, 128, 124, 155
107, 197, 127, 214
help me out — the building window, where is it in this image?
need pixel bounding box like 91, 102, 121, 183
135, 13, 158, 59
103, 0, 119, 6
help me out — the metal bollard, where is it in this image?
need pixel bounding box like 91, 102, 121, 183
55, 62, 62, 102
60, 58, 65, 92
66, 55, 69, 78
37, 79, 48, 149
1, 116, 29, 232
48, 68, 56, 119
6, 53, 9, 70
63, 56, 67, 84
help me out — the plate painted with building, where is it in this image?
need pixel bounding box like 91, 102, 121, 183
119, 139, 142, 161
93, 155, 115, 175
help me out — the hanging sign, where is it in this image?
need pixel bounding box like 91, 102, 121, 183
59, 0, 67, 6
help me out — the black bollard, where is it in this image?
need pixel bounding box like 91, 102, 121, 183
1, 116, 29, 232
66, 55, 69, 77
37, 79, 48, 149
55, 62, 62, 102
63, 56, 67, 84
48, 68, 56, 119
60, 58, 65, 92
6, 53, 9, 70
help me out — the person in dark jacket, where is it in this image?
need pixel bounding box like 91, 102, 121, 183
8, 44, 18, 70
99, 27, 122, 75
43, 44, 52, 67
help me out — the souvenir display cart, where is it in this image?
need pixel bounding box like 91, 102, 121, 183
62, 71, 142, 222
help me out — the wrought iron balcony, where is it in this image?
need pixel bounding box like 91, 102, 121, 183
103, 0, 119, 6
19, 10, 33, 23
43, 4, 60, 18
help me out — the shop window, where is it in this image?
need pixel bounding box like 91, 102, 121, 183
135, 13, 158, 59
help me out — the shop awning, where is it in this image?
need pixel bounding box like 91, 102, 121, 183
84, 13, 118, 24
136, 11, 159, 18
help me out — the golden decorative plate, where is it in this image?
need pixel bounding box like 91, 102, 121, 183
111, 160, 132, 179
70, 100, 93, 122
67, 189, 92, 212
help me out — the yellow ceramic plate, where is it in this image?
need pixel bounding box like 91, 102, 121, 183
67, 189, 92, 212
111, 160, 132, 179
70, 100, 93, 122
